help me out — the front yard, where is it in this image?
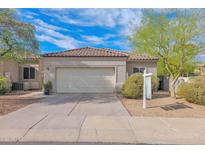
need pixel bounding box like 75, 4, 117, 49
0, 91, 44, 116
119, 91, 205, 118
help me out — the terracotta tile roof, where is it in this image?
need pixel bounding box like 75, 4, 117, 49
43, 47, 158, 61
128, 54, 159, 61
43, 47, 128, 57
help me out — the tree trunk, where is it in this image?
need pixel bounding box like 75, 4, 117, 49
0, 50, 9, 57
169, 75, 180, 98
170, 81, 176, 98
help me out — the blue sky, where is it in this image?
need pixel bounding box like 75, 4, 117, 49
18, 8, 205, 62
18, 8, 142, 53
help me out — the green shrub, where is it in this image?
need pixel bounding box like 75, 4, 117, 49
151, 75, 159, 92
43, 80, 53, 91
121, 73, 159, 99
0, 76, 9, 95
177, 76, 205, 105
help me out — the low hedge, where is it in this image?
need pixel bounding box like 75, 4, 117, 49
177, 76, 205, 105
121, 73, 159, 99
0, 76, 9, 95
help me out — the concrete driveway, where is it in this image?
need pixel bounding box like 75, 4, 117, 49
0, 93, 131, 143
1, 93, 205, 144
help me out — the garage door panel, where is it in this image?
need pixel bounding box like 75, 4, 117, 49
58, 77, 114, 89
59, 68, 114, 76
56, 67, 115, 93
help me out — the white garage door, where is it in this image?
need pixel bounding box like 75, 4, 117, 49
56, 67, 115, 93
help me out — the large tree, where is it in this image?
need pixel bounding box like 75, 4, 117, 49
0, 9, 39, 61
130, 9, 205, 97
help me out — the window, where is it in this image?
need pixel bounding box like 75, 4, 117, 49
23, 67, 35, 79
133, 67, 145, 73
30, 67, 35, 79
24, 68, 29, 79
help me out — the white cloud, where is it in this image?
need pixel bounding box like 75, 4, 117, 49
112, 39, 131, 50
34, 19, 68, 31
26, 11, 39, 17
78, 9, 142, 28
19, 10, 77, 49
81, 34, 121, 45
35, 25, 80, 49
19, 10, 39, 19
77, 9, 118, 27
197, 54, 205, 62
22, 9, 142, 49
39, 9, 142, 36
82, 35, 104, 45
25, 14, 34, 19
102, 34, 118, 40
37, 34, 78, 49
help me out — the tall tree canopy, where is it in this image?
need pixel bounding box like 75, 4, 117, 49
0, 9, 39, 61
130, 9, 205, 97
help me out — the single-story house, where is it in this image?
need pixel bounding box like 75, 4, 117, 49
0, 57, 43, 90
194, 63, 205, 76
43, 47, 158, 93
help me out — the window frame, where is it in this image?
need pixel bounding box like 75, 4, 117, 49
23, 67, 30, 79
23, 67, 36, 80
133, 67, 146, 73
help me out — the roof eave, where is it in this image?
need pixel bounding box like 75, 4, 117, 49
43, 55, 128, 58
127, 59, 159, 62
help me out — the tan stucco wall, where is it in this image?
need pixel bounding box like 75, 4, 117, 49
39, 59, 44, 89
19, 63, 42, 89
0, 59, 42, 90
0, 60, 19, 82
126, 60, 157, 76
0, 62, 3, 76
43, 57, 127, 92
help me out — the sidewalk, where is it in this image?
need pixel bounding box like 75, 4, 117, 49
0, 115, 205, 144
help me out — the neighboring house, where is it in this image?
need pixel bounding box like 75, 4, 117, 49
158, 63, 205, 92
0, 58, 43, 90
193, 63, 205, 76
158, 76, 170, 91
43, 47, 158, 93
